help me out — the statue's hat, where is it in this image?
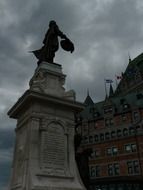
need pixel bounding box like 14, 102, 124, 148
60, 39, 74, 53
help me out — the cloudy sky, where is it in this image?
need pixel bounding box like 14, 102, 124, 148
1, 0, 143, 188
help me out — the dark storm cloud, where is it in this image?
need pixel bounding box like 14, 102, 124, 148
1, 0, 143, 187
1, 0, 143, 126
62, 0, 143, 101
0, 128, 14, 189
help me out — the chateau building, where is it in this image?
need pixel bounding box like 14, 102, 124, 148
76, 53, 143, 190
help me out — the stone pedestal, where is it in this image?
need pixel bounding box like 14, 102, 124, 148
8, 62, 85, 190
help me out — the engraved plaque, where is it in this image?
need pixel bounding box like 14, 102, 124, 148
40, 122, 66, 175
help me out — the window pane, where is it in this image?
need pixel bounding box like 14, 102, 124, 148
131, 144, 137, 152
129, 127, 135, 135
117, 129, 122, 137
108, 164, 113, 176
94, 135, 99, 142
107, 148, 112, 155
125, 144, 131, 152
105, 132, 110, 139
123, 128, 128, 136
122, 114, 127, 121
112, 147, 118, 155
111, 131, 116, 138
134, 160, 140, 174
90, 166, 96, 178
114, 163, 120, 175
89, 136, 93, 143
100, 133, 104, 141
110, 118, 114, 125
95, 166, 100, 177
95, 150, 100, 157
90, 165, 101, 178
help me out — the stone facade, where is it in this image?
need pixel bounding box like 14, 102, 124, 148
8, 62, 85, 190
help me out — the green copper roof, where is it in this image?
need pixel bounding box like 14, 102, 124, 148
80, 90, 143, 120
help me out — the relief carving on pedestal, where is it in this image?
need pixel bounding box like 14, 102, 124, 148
29, 70, 47, 92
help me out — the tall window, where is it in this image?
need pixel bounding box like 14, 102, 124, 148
117, 129, 122, 137
83, 136, 88, 144
111, 131, 116, 138
90, 149, 100, 159
133, 111, 140, 122
129, 127, 135, 135
107, 147, 118, 156
122, 114, 127, 122
127, 160, 140, 174
123, 128, 128, 136
125, 143, 137, 153
105, 118, 114, 127
90, 165, 101, 178
105, 132, 110, 140
108, 163, 120, 176
89, 136, 93, 143
94, 135, 99, 142
100, 133, 104, 141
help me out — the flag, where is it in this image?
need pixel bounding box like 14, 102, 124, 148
116, 75, 122, 80
105, 79, 113, 83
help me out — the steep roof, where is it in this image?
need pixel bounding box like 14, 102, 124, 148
80, 90, 143, 120
109, 84, 114, 97
115, 53, 143, 96
84, 94, 94, 106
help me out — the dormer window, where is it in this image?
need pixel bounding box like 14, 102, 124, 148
94, 112, 99, 117
90, 107, 100, 117
123, 104, 129, 110
124, 104, 128, 108
90, 107, 96, 113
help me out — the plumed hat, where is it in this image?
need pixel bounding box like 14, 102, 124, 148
60, 39, 74, 53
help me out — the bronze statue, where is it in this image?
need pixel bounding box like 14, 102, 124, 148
31, 20, 74, 65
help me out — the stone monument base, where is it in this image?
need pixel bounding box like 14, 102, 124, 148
8, 62, 85, 190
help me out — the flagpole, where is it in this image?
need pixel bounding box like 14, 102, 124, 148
115, 75, 118, 88
104, 79, 107, 97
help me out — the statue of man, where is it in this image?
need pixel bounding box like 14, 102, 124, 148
32, 20, 74, 65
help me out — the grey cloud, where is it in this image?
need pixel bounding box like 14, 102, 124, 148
0, 128, 15, 149
0, 0, 143, 123
1, 0, 143, 185
0, 161, 11, 188
0, 128, 14, 188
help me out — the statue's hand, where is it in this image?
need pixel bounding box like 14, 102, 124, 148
62, 34, 68, 40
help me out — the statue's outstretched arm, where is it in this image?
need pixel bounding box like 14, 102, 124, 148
56, 26, 68, 39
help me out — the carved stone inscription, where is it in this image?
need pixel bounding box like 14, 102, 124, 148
40, 122, 66, 172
